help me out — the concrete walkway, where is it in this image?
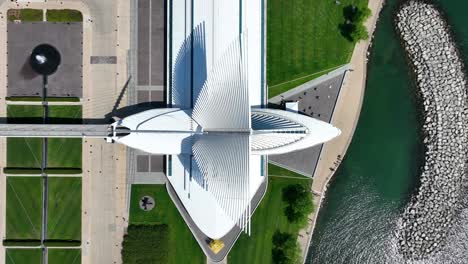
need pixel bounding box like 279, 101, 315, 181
269, 64, 350, 104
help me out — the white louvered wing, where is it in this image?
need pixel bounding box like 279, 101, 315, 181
192, 34, 251, 131
192, 134, 251, 234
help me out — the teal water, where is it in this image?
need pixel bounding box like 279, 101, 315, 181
306, 0, 468, 263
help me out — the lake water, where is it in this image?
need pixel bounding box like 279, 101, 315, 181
306, 0, 468, 263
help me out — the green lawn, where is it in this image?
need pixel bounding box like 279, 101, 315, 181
129, 184, 205, 264
6, 249, 42, 264
47, 138, 82, 168
7, 138, 43, 168
47, 105, 82, 124
47, 177, 82, 240
7, 105, 43, 168
228, 171, 312, 264
47, 106, 82, 169
268, 163, 309, 178
48, 249, 81, 264
7, 9, 43, 22
267, 0, 367, 97
6, 177, 43, 240
46, 9, 83, 22
7, 105, 43, 123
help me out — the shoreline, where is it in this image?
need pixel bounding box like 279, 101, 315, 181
299, 0, 386, 262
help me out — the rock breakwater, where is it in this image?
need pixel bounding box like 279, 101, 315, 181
395, 1, 468, 261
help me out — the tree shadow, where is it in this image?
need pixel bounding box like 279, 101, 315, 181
338, 5, 358, 42
338, 22, 356, 42
20, 59, 39, 80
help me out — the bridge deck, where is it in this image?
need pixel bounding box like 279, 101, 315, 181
0, 124, 109, 138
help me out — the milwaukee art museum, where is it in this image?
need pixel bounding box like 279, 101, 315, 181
109, 0, 340, 261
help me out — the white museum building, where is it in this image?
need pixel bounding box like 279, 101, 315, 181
110, 0, 341, 261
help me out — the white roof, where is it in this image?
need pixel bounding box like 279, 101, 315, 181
111, 0, 340, 241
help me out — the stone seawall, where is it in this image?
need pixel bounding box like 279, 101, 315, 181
395, 1, 468, 261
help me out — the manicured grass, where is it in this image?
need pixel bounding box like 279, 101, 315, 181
46, 9, 83, 22
47, 177, 82, 240
6, 249, 42, 264
7, 9, 43, 22
6, 177, 43, 240
267, 0, 367, 97
228, 174, 312, 264
129, 184, 205, 264
47, 138, 82, 168
268, 163, 309, 178
7, 138, 43, 168
7, 105, 44, 168
7, 105, 43, 123
47, 106, 82, 169
48, 249, 81, 264
47, 105, 82, 124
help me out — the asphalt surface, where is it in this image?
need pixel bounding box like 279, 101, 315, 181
269, 72, 346, 176
7, 22, 83, 97
137, 0, 165, 86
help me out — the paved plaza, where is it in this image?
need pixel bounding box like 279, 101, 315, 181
269, 69, 347, 176
7, 22, 83, 97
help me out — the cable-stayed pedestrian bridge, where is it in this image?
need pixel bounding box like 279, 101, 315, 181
0, 124, 110, 138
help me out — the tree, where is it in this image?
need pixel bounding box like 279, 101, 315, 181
351, 24, 369, 42
340, 5, 372, 42
272, 230, 301, 264
282, 184, 313, 227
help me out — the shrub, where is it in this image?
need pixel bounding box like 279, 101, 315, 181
122, 224, 169, 264
3, 168, 42, 175
281, 184, 313, 227
339, 5, 371, 42
3, 239, 42, 247
271, 231, 301, 264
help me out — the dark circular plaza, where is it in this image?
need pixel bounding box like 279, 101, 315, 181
30, 43, 61, 75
